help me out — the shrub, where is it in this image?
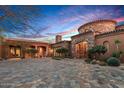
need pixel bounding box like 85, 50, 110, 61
94, 45, 107, 55
88, 48, 95, 59
112, 51, 123, 58
56, 47, 69, 57
107, 57, 120, 66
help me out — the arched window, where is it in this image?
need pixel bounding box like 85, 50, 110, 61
103, 41, 110, 52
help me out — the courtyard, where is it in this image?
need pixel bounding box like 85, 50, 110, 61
0, 58, 124, 88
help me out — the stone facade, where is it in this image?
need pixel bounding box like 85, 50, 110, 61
51, 41, 71, 56
71, 31, 95, 58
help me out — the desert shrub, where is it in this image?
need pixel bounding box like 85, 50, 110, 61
112, 51, 123, 58
88, 48, 95, 59
107, 57, 120, 66
94, 45, 107, 55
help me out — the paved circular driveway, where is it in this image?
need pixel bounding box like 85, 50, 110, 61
0, 58, 124, 88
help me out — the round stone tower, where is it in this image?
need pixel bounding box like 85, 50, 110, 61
78, 20, 117, 34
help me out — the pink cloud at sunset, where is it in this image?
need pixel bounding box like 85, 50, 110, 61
114, 17, 124, 22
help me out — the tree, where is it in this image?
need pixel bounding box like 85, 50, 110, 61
56, 47, 69, 57
25, 48, 38, 58
88, 45, 107, 59
114, 40, 121, 52
94, 45, 107, 55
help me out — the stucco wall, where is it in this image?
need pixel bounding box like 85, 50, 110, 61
95, 31, 124, 62
0, 38, 51, 59
78, 20, 116, 34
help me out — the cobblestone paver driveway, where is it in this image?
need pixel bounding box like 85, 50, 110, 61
0, 58, 124, 88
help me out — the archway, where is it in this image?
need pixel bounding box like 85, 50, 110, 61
103, 41, 110, 53
75, 41, 88, 58
9, 46, 21, 58
37, 46, 46, 58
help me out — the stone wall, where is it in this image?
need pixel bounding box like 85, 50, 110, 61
71, 31, 95, 58
78, 20, 116, 34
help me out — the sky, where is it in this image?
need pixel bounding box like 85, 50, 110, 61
0, 5, 124, 43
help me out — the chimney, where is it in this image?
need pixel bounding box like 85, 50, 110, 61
56, 35, 62, 43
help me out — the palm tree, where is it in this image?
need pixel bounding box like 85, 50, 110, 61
114, 40, 121, 52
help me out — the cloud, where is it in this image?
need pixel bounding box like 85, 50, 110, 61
45, 26, 79, 37
4, 6, 124, 43
18, 34, 48, 38
58, 6, 123, 25
114, 17, 124, 22
58, 28, 78, 36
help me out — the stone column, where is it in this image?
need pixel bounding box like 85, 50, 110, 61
45, 46, 49, 57
35, 45, 38, 58
4, 45, 9, 59
21, 45, 26, 59
0, 45, 2, 60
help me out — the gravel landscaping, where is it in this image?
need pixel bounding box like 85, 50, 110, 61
0, 58, 124, 88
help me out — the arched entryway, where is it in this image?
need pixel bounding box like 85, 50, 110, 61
75, 41, 88, 58
9, 46, 21, 58
37, 46, 46, 58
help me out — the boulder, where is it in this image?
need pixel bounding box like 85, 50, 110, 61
119, 66, 124, 70
91, 59, 97, 64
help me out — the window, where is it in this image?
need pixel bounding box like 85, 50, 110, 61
103, 41, 110, 52
10, 46, 21, 57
